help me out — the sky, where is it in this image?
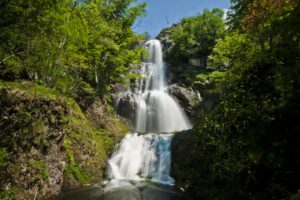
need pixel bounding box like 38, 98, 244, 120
133, 0, 232, 37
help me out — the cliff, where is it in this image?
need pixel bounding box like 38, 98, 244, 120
0, 81, 128, 200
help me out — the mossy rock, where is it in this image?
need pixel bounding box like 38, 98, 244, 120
0, 81, 129, 199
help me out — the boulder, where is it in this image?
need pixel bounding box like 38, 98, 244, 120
85, 99, 129, 141
168, 84, 201, 115
113, 91, 138, 123
111, 83, 128, 95
156, 24, 178, 55
171, 130, 201, 192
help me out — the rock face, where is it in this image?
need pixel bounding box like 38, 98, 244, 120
86, 99, 129, 141
113, 92, 138, 124
0, 88, 68, 199
168, 84, 201, 116
156, 24, 178, 55
171, 130, 200, 193
0, 83, 128, 200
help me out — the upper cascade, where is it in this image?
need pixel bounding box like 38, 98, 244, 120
134, 39, 192, 133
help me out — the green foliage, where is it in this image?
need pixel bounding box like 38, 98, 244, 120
165, 8, 226, 86
174, 1, 300, 200
0, 0, 146, 97
195, 71, 226, 86
209, 32, 260, 71
169, 8, 225, 61
0, 187, 21, 200
0, 148, 9, 168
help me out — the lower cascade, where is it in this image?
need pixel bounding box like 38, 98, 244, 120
108, 133, 174, 185
108, 39, 192, 185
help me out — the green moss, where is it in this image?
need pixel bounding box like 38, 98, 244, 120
62, 108, 105, 184
0, 187, 21, 200
0, 81, 61, 99
94, 130, 114, 152
61, 101, 117, 185
64, 140, 92, 184
0, 80, 129, 197
63, 106, 113, 184
0, 148, 9, 168
28, 160, 49, 181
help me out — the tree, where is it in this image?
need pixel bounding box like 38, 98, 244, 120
0, 0, 147, 97
168, 8, 225, 66
178, 0, 300, 199
164, 8, 226, 86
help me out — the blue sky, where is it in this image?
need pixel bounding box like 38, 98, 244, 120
133, 0, 232, 37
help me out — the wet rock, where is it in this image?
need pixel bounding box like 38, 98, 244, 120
57, 186, 104, 200
113, 92, 138, 122
142, 184, 184, 200
171, 130, 201, 191
156, 24, 178, 55
111, 83, 128, 94
104, 185, 140, 200
85, 99, 129, 141
57, 182, 185, 200
86, 100, 106, 129
168, 84, 201, 115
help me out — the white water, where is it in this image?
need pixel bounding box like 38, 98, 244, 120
108, 39, 191, 185
135, 39, 191, 133
108, 133, 174, 185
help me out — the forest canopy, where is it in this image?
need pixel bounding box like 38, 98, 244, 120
0, 0, 147, 97
167, 0, 300, 199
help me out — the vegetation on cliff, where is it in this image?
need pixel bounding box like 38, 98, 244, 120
169, 0, 300, 199
160, 8, 225, 86
0, 81, 128, 199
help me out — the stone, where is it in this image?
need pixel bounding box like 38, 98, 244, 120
113, 91, 138, 122
142, 184, 184, 200
104, 185, 140, 200
168, 84, 201, 115
171, 130, 200, 192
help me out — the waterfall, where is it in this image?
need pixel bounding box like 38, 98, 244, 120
108, 39, 191, 185
108, 133, 175, 185
135, 39, 191, 133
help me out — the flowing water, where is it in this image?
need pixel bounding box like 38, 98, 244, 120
108, 133, 175, 185
58, 40, 191, 200
108, 39, 191, 184
134, 40, 191, 133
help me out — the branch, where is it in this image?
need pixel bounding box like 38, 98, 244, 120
132, 19, 142, 29
0, 51, 25, 64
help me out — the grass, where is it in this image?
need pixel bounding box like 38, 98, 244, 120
0, 80, 61, 99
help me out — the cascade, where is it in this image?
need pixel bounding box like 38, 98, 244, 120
108, 39, 191, 185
